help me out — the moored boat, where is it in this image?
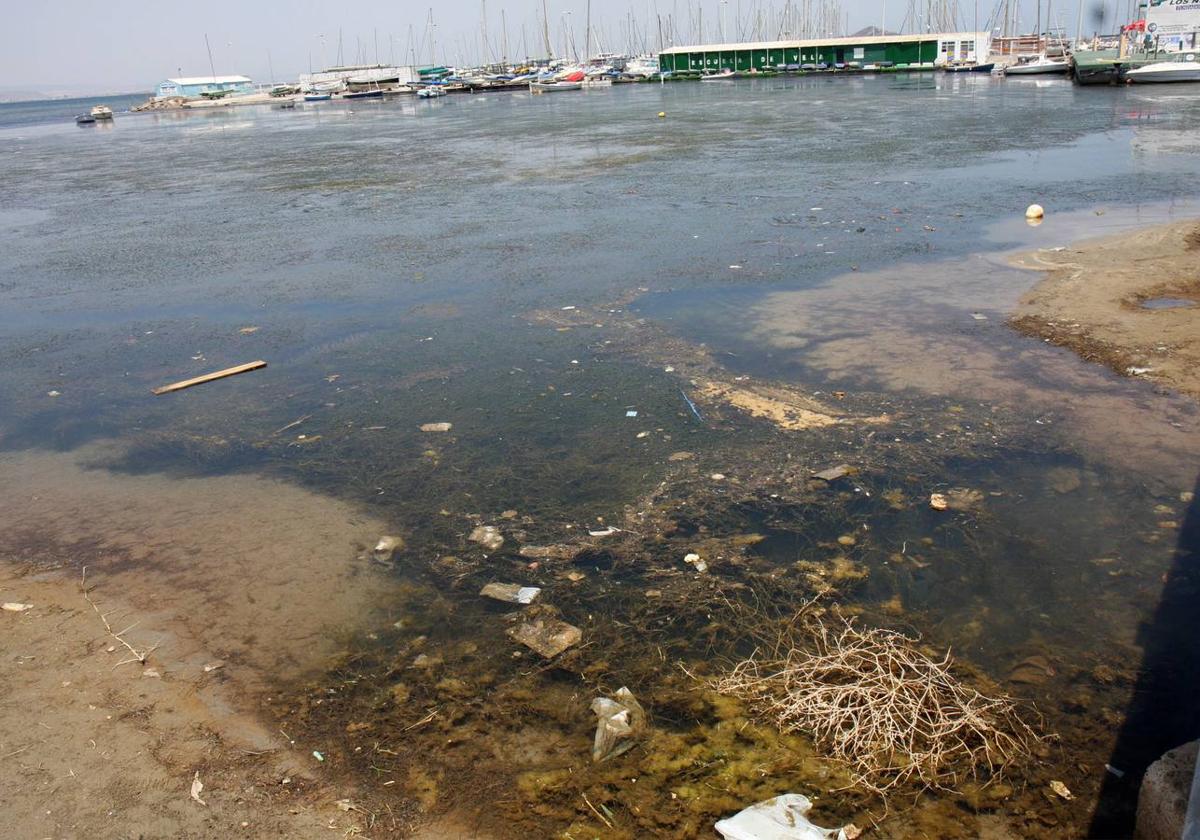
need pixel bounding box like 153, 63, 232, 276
303, 93, 332, 101
417, 86, 445, 98
75, 113, 96, 125
342, 89, 384, 100
1126, 56, 1200, 83
529, 80, 583, 92
1003, 55, 1070, 75
90, 104, 114, 120
700, 68, 737, 81
943, 62, 996, 73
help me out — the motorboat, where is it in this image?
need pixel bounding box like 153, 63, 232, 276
1004, 54, 1069, 75
75, 113, 96, 125
701, 69, 737, 80
530, 80, 583, 92
943, 62, 996, 73
1126, 54, 1200, 83
417, 87, 445, 98
90, 104, 114, 120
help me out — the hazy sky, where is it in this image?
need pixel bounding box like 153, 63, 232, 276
2, 0, 1105, 94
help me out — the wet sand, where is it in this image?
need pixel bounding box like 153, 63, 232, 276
1010, 219, 1200, 399
0, 444, 408, 839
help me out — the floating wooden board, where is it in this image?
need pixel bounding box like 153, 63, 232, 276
153, 361, 267, 395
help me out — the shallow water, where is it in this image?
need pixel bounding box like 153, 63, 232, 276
2, 75, 1199, 837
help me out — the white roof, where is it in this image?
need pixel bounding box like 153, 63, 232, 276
163, 75, 252, 86
660, 32, 987, 55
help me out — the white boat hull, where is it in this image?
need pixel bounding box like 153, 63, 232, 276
1005, 60, 1069, 75
1126, 61, 1200, 83
530, 82, 583, 92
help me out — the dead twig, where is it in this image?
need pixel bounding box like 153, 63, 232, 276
80, 566, 157, 667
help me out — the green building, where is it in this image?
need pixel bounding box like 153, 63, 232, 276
659, 32, 989, 73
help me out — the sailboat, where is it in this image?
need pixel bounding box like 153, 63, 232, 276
1004, 54, 1069, 74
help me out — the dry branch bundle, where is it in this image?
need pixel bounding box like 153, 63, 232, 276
713, 614, 1037, 793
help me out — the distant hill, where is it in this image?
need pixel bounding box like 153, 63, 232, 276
850, 26, 902, 37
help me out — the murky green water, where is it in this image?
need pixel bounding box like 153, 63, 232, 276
2, 75, 1199, 837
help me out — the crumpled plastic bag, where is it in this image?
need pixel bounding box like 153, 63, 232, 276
714, 794, 849, 840
590, 686, 646, 762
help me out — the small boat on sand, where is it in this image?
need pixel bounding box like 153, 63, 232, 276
304, 93, 332, 102
1126, 56, 1200, 83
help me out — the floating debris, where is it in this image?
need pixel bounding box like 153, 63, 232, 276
373, 535, 405, 563
507, 617, 582, 658
152, 360, 267, 395
469, 525, 504, 552
591, 687, 647, 762
420, 422, 453, 432
479, 583, 541, 605
1049, 780, 1073, 800
929, 493, 949, 511
812, 464, 852, 482
715, 794, 850, 840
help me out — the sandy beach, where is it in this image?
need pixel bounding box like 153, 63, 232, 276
1010, 220, 1200, 400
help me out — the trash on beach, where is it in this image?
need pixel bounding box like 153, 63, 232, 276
508, 617, 582, 658
591, 687, 647, 762
420, 422, 453, 432
2, 602, 33, 612
1126, 366, 1153, 376
625, 410, 638, 418
929, 493, 949, 511
714, 794, 850, 840
1049, 780, 1073, 800
373, 535, 405, 563
152, 360, 267, 395
812, 464, 851, 482
680, 388, 704, 422
469, 525, 504, 552
684, 553, 709, 573
1025, 204, 1045, 220
190, 771, 207, 806
203, 661, 224, 673
479, 583, 542, 605
588, 526, 620, 537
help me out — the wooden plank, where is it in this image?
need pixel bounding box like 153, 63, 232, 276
152, 361, 267, 395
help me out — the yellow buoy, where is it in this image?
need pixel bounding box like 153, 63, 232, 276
1025, 203, 1045, 220
658, 111, 666, 118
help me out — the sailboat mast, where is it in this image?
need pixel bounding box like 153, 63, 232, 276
586, 0, 592, 61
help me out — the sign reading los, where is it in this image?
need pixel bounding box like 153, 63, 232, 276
1146, 0, 1200, 35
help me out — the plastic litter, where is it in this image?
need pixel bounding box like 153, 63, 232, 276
373, 535, 404, 563
812, 465, 851, 482
479, 582, 541, 605
715, 794, 850, 840
508, 617, 582, 658
591, 686, 647, 762
420, 422, 453, 432
469, 525, 504, 551
2, 602, 33, 612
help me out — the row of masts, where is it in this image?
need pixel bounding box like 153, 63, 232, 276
305, 0, 1092, 72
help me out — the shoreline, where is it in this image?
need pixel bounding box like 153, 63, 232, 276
1009, 218, 1200, 400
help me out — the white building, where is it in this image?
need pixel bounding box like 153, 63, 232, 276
298, 64, 421, 91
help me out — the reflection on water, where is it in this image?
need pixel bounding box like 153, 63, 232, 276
2, 76, 1200, 836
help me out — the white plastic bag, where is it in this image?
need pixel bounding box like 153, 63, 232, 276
714, 794, 848, 840
590, 686, 646, 762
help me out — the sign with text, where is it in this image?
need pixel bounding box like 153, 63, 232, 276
1146, 0, 1200, 35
